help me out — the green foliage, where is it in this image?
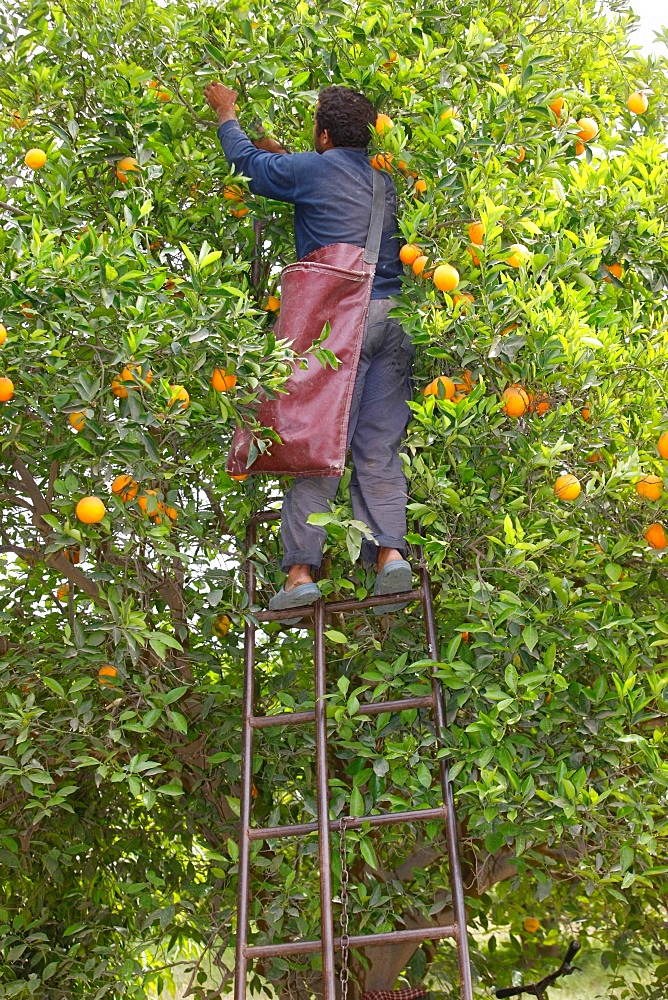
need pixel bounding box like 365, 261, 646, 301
1, 0, 668, 996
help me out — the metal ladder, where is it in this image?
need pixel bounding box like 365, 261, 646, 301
234, 511, 473, 999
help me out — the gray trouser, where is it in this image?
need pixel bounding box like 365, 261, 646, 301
281, 298, 414, 571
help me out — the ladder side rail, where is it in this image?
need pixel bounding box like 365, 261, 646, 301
314, 595, 337, 997
420, 556, 474, 1000
234, 521, 259, 1000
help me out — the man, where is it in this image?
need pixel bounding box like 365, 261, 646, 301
204, 82, 414, 613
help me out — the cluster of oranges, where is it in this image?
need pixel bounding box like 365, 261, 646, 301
111, 475, 178, 525
370, 114, 428, 194
639, 432, 668, 550
109, 362, 190, 414
223, 183, 250, 218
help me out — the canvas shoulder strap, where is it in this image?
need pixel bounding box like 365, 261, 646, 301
363, 168, 385, 265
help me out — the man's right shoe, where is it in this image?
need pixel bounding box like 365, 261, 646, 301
373, 559, 413, 615
268, 582, 321, 612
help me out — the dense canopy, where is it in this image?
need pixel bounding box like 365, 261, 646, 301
1, 0, 668, 997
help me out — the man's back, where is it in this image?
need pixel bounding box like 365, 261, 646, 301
218, 121, 403, 299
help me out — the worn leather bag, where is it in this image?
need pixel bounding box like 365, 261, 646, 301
226, 170, 385, 477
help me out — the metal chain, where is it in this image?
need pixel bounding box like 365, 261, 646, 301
338, 816, 350, 1000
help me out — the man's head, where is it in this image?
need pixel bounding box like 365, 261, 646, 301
314, 86, 377, 152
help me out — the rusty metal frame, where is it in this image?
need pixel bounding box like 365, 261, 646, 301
234, 511, 472, 1000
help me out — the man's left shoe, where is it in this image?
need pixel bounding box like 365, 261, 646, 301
373, 559, 413, 615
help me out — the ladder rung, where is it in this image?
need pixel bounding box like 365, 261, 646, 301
249, 805, 446, 841
251, 694, 433, 729
245, 922, 457, 959
257, 588, 424, 622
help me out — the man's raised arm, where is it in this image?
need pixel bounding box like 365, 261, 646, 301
204, 81, 295, 201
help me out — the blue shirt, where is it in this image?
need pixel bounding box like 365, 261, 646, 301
217, 120, 403, 299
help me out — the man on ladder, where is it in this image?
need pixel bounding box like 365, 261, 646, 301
204, 81, 415, 614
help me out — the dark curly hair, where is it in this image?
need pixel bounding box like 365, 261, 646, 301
315, 86, 378, 149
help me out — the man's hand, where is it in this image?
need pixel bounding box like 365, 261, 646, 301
204, 82, 238, 125
252, 137, 287, 154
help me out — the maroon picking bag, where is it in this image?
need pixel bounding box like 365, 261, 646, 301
226, 170, 385, 478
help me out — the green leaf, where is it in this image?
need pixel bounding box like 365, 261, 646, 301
325, 630, 347, 644
42, 677, 65, 697
349, 787, 365, 817
523, 625, 539, 652
359, 837, 378, 870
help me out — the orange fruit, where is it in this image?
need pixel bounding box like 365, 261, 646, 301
149, 82, 171, 101
64, 546, 80, 564
645, 523, 667, 550
549, 97, 565, 121
586, 452, 602, 463
0, 324, 6, 345
137, 491, 162, 520
533, 395, 550, 416
69, 411, 86, 432
424, 376, 455, 400
468, 247, 481, 267
56, 584, 70, 601
433, 264, 460, 293
461, 630, 471, 644
230, 206, 249, 218
523, 917, 540, 934
0, 377, 15, 402
137, 490, 156, 512
98, 664, 117, 685
381, 51, 398, 69
214, 614, 231, 637
76, 496, 106, 524
454, 370, 475, 394
453, 292, 474, 309
604, 262, 622, 281
375, 113, 394, 134
413, 178, 427, 196
223, 184, 244, 201
163, 505, 178, 522
581, 405, 591, 421
399, 244, 421, 266
636, 474, 663, 501
506, 243, 530, 267
501, 385, 529, 417
576, 117, 599, 141
112, 363, 153, 397
10, 110, 27, 129
440, 107, 457, 120
212, 368, 237, 392
658, 432, 668, 460
264, 295, 281, 312
231, 473, 249, 481
116, 156, 139, 182
627, 91, 648, 115
24, 148, 47, 170
515, 146, 525, 163
370, 152, 393, 171
468, 222, 485, 246
575, 140, 585, 156
501, 323, 518, 336
554, 474, 581, 501
167, 385, 189, 410
412, 255, 431, 277
112, 475, 139, 502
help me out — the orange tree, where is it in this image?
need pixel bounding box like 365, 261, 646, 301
1, 0, 668, 997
